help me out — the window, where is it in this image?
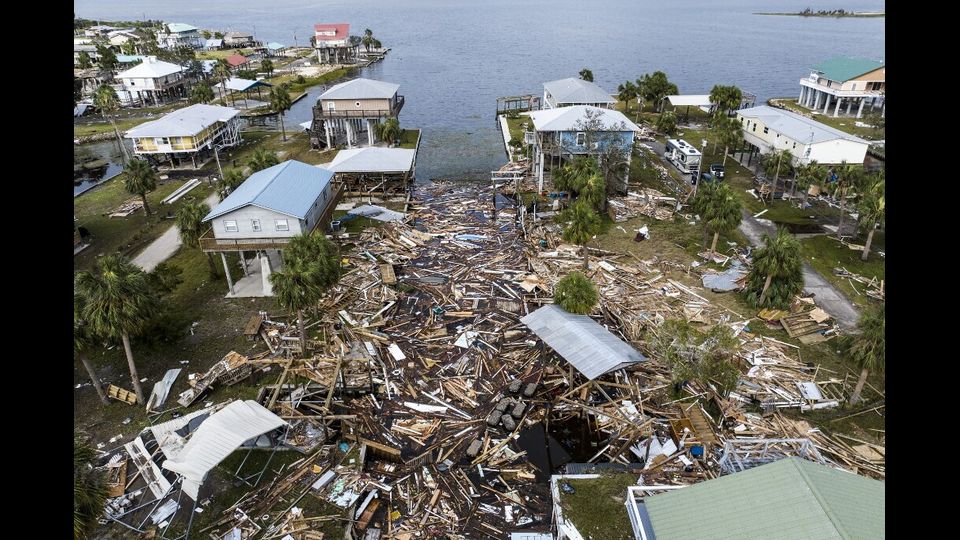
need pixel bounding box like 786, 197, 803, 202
251, 219, 261, 232
224, 220, 238, 232
327, 102, 335, 111
156, 137, 169, 145
752, 124, 756, 132
576, 132, 586, 146
275, 219, 289, 231
763, 127, 769, 134
776, 133, 780, 138
355, 101, 361, 108
792, 142, 797, 149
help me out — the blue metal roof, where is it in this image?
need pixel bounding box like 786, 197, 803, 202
266, 42, 286, 50
204, 160, 334, 222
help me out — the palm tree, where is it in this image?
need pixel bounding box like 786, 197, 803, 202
78, 51, 92, 69
212, 58, 232, 102
269, 86, 293, 141
374, 118, 401, 146
554, 156, 597, 203
93, 85, 128, 162
218, 168, 246, 200
372, 38, 382, 50
554, 271, 599, 315
362, 28, 374, 52
559, 200, 601, 269
698, 182, 742, 255
579, 68, 594, 82
123, 158, 157, 215
75, 432, 108, 539
831, 161, 862, 240
580, 171, 606, 213
249, 148, 279, 172
857, 175, 884, 261
714, 116, 743, 167
75, 254, 157, 405
269, 234, 341, 353
189, 83, 214, 104
761, 149, 794, 197
176, 200, 220, 277
794, 160, 827, 206
744, 227, 804, 308
261, 58, 274, 77
848, 305, 884, 405
617, 81, 637, 113
74, 296, 109, 405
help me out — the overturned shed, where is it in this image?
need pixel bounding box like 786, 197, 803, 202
520, 304, 646, 380
161, 400, 287, 499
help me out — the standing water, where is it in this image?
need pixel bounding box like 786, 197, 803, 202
74, 0, 885, 181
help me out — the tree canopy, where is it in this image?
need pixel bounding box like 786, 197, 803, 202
554, 272, 599, 315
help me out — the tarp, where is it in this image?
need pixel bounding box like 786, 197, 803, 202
161, 400, 286, 499
347, 204, 406, 222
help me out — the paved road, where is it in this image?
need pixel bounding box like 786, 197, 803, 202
738, 210, 860, 331
132, 193, 220, 272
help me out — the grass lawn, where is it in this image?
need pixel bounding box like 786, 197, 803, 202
197, 47, 256, 60
73, 176, 217, 271
398, 128, 420, 149
769, 98, 884, 140
215, 131, 337, 170
268, 67, 353, 95
800, 234, 885, 307
504, 115, 530, 143
560, 474, 638, 540
74, 117, 149, 139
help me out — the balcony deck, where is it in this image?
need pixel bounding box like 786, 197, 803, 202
314, 95, 404, 119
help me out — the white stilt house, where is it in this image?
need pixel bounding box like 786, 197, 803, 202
797, 56, 885, 118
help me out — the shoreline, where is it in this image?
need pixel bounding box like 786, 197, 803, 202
754, 12, 884, 18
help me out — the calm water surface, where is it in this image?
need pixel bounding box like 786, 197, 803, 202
75, 0, 885, 181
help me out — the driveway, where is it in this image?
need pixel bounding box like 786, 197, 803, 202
132, 192, 220, 272
739, 210, 861, 331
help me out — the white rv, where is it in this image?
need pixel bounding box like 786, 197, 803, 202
665, 139, 702, 175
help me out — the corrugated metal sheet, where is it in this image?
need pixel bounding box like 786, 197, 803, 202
543, 77, 616, 105
204, 160, 334, 221
737, 105, 869, 145
520, 305, 645, 380
225, 77, 273, 92
126, 104, 239, 138
161, 400, 286, 500
327, 148, 416, 174
643, 457, 884, 539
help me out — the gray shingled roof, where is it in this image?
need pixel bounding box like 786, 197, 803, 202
520, 304, 645, 380
643, 457, 884, 540
738, 105, 869, 145
544, 77, 616, 105
204, 161, 334, 221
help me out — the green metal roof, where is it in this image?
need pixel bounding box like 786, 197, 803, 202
814, 57, 883, 82
643, 458, 884, 539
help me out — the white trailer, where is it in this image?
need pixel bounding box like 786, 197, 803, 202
664, 139, 702, 175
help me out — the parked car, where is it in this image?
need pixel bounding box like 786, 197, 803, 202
693, 172, 719, 185
709, 164, 725, 179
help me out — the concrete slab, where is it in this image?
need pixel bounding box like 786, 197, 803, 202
225, 250, 282, 298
